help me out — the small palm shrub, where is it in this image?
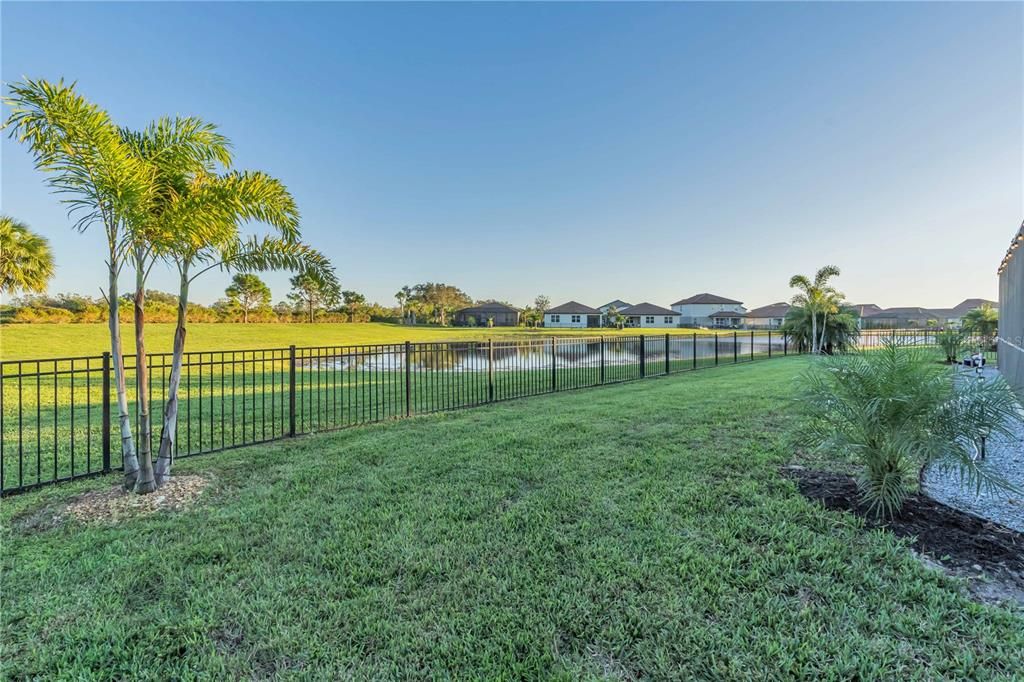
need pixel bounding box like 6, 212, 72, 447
936, 329, 965, 363
796, 339, 1022, 518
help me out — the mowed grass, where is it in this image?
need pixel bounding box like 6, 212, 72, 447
3, 357, 1022, 679
0, 322, 748, 361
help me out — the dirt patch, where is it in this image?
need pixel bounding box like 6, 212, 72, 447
64, 475, 209, 523
12, 476, 210, 530
784, 466, 1024, 608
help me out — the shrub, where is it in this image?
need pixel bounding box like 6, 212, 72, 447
936, 329, 965, 364
795, 339, 1023, 518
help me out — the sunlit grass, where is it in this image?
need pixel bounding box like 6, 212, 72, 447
3, 357, 1021, 678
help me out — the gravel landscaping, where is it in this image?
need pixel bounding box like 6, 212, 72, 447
923, 367, 1024, 532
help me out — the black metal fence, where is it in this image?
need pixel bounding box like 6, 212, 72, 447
1, 331, 796, 495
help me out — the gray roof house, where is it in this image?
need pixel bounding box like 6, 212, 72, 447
671, 293, 746, 328
544, 301, 602, 328
745, 303, 791, 329
620, 303, 681, 328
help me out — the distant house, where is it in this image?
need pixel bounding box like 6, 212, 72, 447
598, 300, 632, 313
544, 301, 602, 328
862, 307, 938, 329
708, 310, 746, 329
848, 303, 883, 319
453, 302, 520, 327
745, 303, 791, 329
671, 293, 746, 327
862, 299, 998, 329
620, 302, 681, 328
929, 299, 998, 326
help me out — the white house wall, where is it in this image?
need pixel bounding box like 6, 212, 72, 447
672, 303, 746, 326
544, 313, 590, 328
629, 315, 681, 328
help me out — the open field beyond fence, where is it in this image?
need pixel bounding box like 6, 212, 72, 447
0, 328, 996, 495
0, 322, 749, 361
2, 332, 792, 494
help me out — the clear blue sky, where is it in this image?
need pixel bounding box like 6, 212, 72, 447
2, 1, 1021, 309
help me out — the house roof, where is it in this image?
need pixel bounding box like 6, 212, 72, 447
709, 310, 747, 318
599, 300, 631, 311
864, 307, 936, 318
746, 303, 791, 318
621, 302, 680, 316
671, 293, 743, 306
457, 302, 521, 314
951, 298, 997, 315
546, 301, 601, 315
848, 303, 884, 317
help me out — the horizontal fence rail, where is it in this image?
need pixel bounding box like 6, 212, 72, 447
7, 326, 989, 496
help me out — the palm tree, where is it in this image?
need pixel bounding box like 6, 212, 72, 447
395, 286, 412, 322
781, 305, 859, 354
796, 339, 1022, 518
788, 265, 842, 353
150, 168, 335, 486
119, 118, 232, 492
5, 78, 152, 485
0, 216, 55, 295
962, 304, 999, 347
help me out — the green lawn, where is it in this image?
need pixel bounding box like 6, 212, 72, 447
0, 322, 750, 361
3, 357, 1021, 678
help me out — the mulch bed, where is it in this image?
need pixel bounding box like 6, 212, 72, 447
11, 475, 210, 531
784, 466, 1024, 607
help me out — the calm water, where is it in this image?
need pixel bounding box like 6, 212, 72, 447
298, 336, 790, 372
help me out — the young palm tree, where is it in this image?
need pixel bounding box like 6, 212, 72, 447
781, 304, 859, 353
788, 265, 842, 353
962, 304, 999, 347
119, 118, 232, 492
150, 169, 336, 486
0, 216, 55, 294
796, 339, 1022, 518
4, 78, 152, 486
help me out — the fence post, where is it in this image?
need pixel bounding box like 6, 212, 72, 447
692, 333, 697, 370
405, 341, 412, 417
101, 352, 111, 473
768, 330, 772, 358
288, 345, 296, 436
600, 336, 605, 384
640, 335, 646, 377
487, 339, 495, 402
665, 333, 671, 375
551, 337, 557, 392
784, 332, 788, 356
714, 334, 719, 366
733, 332, 738, 363
751, 330, 755, 361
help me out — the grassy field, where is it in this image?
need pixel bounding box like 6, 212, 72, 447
0, 322, 748, 361
3, 357, 1021, 678
1, 335, 774, 492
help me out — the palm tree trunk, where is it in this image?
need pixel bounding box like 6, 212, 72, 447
109, 265, 140, 489
132, 264, 156, 494
810, 310, 819, 354
155, 271, 189, 486
819, 311, 829, 354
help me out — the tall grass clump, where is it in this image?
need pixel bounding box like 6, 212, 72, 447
796, 339, 1023, 518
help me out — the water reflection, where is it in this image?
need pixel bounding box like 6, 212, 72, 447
297, 336, 790, 372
